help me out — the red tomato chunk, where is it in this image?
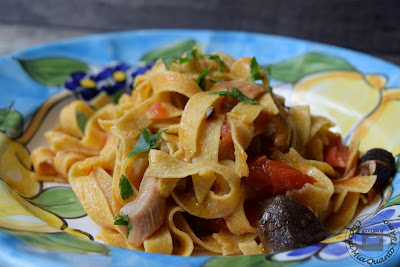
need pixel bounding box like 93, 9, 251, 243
324, 136, 350, 168
245, 155, 316, 196
149, 101, 166, 118
220, 121, 233, 145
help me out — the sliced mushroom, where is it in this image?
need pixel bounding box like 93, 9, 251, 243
257, 196, 329, 252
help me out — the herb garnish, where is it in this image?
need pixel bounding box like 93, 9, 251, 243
127, 224, 132, 237
114, 214, 129, 225
114, 214, 132, 237
163, 46, 197, 69
179, 47, 197, 64
119, 174, 133, 200
196, 66, 211, 91
201, 54, 226, 72
127, 128, 168, 158
209, 87, 259, 104
249, 57, 271, 82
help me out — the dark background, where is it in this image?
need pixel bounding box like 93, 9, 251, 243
0, 0, 399, 65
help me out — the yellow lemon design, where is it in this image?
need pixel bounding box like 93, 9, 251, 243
288, 70, 400, 155
0, 179, 56, 232
0, 132, 40, 197
353, 89, 400, 156
0, 178, 90, 240
0, 133, 90, 239
290, 71, 386, 140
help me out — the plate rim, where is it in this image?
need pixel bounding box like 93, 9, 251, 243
0, 28, 399, 267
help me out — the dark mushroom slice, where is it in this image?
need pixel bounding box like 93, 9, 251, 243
257, 195, 329, 252
359, 148, 396, 190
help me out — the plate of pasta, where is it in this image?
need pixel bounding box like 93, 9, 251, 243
0, 29, 400, 267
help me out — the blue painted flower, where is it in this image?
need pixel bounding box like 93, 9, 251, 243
64, 61, 154, 100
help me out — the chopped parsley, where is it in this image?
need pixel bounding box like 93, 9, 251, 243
114, 214, 132, 238
209, 87, 259, 105
127, 224, 132, 237
119, 174, 133, 200
179, 47, 197, 64
163, 46, 197, 69
201, 54, 226, 72
127, 128, 168, 158
196, 66, 211, 91
114, 214, 129, 225
249, 57, 271, 83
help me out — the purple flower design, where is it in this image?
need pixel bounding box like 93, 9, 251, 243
64, 61, 154, 100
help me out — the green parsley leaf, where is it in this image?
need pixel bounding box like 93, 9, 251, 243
119, 174, 133, 200
249, 57, 271, 80
209, 87, 259, 105
201, 55, 226, 72
163, 46, 198, 69
128, 129, 152, 157
249, 57, 272, 89
114, 214, 132, 238
76, 111, 89, 134
127, 128, 168, 158
196, 66, 212, 91
127, 224, 132, 238
114, 214, 129, 225
179, 47, 197, 64
207, 55, 226, 72
147, 129, 167, 149
249, 57, 265, 81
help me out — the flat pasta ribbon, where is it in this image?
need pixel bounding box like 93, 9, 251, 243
147, 150, 241, 219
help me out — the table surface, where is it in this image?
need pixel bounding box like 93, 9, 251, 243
0, 0, 399, 66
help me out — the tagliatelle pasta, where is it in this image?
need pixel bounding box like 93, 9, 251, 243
31, 49, 382, 256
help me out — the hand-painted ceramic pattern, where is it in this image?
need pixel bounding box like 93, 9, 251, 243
0, 30, 399, 267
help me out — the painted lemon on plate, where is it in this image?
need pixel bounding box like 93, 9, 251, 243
271, 52, 400, 156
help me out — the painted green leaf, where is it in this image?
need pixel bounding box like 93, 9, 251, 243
205, 255, 302, 267
76, 111, 89, 134
270, 52, 355, 83
113, 89, 124, 104
396, 155, 400, 171
0, 228, 110, 255
0, 108, 23, 139
381, 194, 400, 209
29, 187, 86, 218
140, 39, 200, 62
18, 57, 89, 86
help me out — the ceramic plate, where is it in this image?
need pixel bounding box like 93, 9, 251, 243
0, 29, 399, 267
